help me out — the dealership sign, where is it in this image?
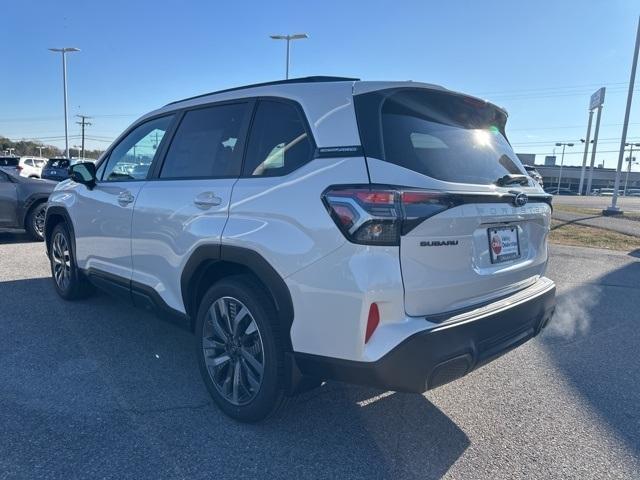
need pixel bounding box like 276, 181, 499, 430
589, 87, 606, 110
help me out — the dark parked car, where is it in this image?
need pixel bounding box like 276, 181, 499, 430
41, 158, 72, 181
0, 156, 20, 172
0, 167, 56, 240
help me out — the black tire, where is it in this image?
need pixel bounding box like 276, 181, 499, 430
49, 223, 93, 300
25, 202, 47, 241
195, 275, 287, 422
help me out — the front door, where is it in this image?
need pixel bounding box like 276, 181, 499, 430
70, 115, 175, 279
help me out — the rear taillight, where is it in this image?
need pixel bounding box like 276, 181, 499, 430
322, 185, 456, 245
16, 165, 23, 172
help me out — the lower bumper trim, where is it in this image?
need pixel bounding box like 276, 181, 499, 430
294, 278, 556, 393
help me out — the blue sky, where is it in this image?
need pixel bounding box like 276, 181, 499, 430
1, 0, 639, 168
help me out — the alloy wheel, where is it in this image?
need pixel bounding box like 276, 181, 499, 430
202, 296, 265, 406
33, 206, 46, 238
51, 232, 71, 290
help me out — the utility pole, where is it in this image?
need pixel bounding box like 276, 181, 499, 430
76, 114, 92, 159
608, 16, 640, 214
623, 142, 640, 196
36, 146, 45, 157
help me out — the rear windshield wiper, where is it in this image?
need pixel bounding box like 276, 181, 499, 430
495, 174, 529, 187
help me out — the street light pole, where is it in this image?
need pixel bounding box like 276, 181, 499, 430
49, 47, 80, 159
555, 142, 574, 194
269, 33, 308, 79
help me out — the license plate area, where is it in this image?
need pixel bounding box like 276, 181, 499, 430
488, 226, 521, 264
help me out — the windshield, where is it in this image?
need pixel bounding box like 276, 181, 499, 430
354, 88, 527, 185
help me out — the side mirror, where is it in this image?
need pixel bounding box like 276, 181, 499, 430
69, 162, 97, 189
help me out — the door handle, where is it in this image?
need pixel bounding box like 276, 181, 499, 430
117, 192, 135, 207
194, 192, 222, 209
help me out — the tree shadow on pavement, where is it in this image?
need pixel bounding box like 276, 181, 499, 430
0, 276, 468, 480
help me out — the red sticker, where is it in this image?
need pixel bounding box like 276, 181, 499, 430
491, 233, 502, 255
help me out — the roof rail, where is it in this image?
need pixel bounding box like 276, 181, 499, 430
165, 76, 360, 106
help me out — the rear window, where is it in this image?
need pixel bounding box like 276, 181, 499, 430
354, 88, 526, 185
47, 159, 70, 169
0, 157, 19, 167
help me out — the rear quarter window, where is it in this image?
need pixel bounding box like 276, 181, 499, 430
242, 100, 313, 177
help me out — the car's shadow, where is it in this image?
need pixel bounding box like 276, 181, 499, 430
0, 228, 32, 244
0, 276, 469, 479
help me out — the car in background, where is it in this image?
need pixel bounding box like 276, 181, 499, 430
41, 158, 71, 181
626, 189, 640, 197
544, 187, 577, 195
597, 188, 623, 196
0, 156, 20, 173
42, 158, 97, 181
0, 167, 56, 240
18, 156, 47, 178
524, 165, 544, 188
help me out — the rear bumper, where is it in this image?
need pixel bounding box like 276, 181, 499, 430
294, 277, 556, 393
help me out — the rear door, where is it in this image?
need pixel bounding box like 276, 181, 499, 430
354, 86, 551, 316
131, 100, 252, 312
70, 115, 175, 279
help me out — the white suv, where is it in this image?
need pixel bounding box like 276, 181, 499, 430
45, 77, 556, 422
18, 156, 47, 178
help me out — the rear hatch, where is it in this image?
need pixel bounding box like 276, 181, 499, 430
353, 84, 551, 317
42, 158, 70, 179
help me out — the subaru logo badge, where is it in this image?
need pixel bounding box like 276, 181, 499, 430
514, 193, 528, 207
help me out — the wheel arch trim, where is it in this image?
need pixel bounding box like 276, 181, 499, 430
44, 205, 75, 256
181, 245, 295, 349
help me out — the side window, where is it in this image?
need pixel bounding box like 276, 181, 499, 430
243, 100, 313, 177
102, 115, 174, 182
160, 103, 249, 179
25, 159, 34, 167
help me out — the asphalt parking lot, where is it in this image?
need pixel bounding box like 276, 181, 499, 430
1, 231, 639, 479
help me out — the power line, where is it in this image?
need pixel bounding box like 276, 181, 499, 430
508, 122, 640, 132
474, 81, 629, 96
